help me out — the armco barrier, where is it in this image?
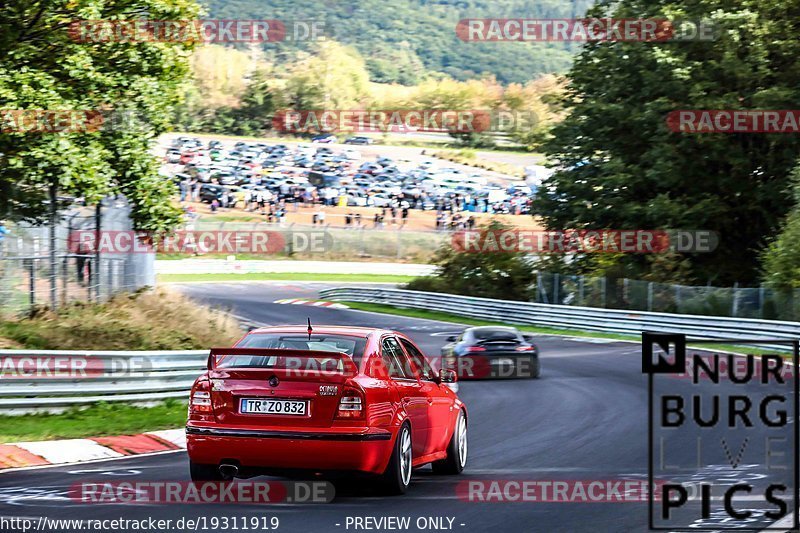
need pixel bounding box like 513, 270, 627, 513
0, 350, 207, 413
318, 287, 800, 343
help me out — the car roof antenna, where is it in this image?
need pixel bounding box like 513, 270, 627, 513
307, 317, 313, 340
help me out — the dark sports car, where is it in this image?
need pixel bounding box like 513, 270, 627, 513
440, 326, 540, 379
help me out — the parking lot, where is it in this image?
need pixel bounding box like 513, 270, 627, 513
158, 135, 539, 231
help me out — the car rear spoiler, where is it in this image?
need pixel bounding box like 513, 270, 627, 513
207, 347, 359, 375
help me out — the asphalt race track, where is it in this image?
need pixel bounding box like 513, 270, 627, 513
0, 281, 794, 533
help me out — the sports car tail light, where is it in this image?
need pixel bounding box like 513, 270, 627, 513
466, 346, 486, 352
191, 391, 211, 412
515, 346, 535, 352
336, 385, 365, 420
189, 380, 214, 420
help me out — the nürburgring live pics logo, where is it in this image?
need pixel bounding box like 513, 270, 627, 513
643, 332, 798, 530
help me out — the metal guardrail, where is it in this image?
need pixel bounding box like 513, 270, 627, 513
3, 288, 798, 413
0, 350, 207, 412
318, 287, 800, 343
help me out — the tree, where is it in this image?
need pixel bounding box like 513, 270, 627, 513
228, 69, 280, 136
283, 42, 369, 110
406, 220, 536, 301
0, 0, 201, 231
537, 0, 800, 285
761, 166, 800, 289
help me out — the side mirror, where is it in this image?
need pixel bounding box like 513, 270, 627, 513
522, 334, 535, 343
446, 335, 458, 342
438, 368, 457, 384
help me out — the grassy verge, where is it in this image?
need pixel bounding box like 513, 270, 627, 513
341, 301, 788, 356
158, 273, 414, 283
0, 401, 188, 443
0, 287, 242, 350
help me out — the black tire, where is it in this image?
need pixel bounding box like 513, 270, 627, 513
432, 409, 467, 475
380, 423, 412, 495
189, 460, 225, 482
528, 356, 541, 379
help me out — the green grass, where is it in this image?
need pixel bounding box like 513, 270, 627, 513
0, 400, 188, 442
158, 273, 415, 283
0, 288, 242, 351
341, 301, 790, 356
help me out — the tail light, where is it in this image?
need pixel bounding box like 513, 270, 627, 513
516, 346, 535, 352
189, 380, 214, 421
466, 346, 486, 352
336, 384, 365, 420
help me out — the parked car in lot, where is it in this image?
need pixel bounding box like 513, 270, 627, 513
359, 162, 382, 175
165, 135, 534, 219
312, 134, 337, 143
186, 325, 467, 494
165, 149, 182, 164
440, 326, 539, 379
344, 189, 369, 206
199, 184, 237, 205
345, 136, 373, 145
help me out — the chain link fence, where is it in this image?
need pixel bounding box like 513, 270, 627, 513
534, 272, 800, 322
0, 200, 155, 315
170, 219, 450, 263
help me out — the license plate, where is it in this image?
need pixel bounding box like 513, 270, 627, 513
492, 358, 514, 366
240, 398, 308, 416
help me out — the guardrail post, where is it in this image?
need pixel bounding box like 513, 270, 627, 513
647, 282, 654, 311
732, 282, 739, 316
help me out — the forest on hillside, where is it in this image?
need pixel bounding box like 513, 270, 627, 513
205, 0, 594, 84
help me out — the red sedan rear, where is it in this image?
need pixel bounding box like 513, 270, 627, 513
186, 325, 467, 494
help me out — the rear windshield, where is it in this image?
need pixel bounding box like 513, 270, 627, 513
231, 333, 367, 367
472, 328, 521, 341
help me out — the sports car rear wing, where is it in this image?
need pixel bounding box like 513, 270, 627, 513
207, 347, 359, 376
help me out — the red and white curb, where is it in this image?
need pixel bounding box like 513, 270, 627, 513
0, 429, 186, 470
273, 298, 349, 309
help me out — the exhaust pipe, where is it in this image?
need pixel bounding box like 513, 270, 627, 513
218, 463, 239, 480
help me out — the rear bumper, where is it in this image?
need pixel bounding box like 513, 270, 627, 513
443, 353, 539, 379
185, 425, 395, 475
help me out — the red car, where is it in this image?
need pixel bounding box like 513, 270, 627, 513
186, 325, 467, 494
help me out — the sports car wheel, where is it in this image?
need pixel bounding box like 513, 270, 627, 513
381, 423, 412, 494
528, 357, 541, 378
432, 409, 467, 475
